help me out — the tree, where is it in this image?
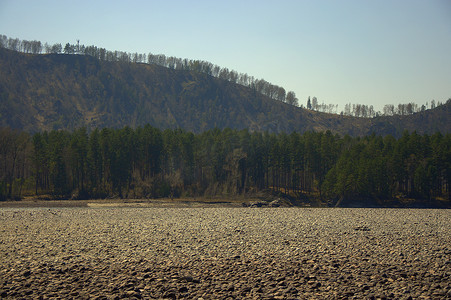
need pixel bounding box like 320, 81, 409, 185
31, 40, 42, 54
307, 97, 312, 110
276, 87, 286, 102
343, 103, 351, 115
32, 132, 50, 195
383, 104, 394, 116
0, 128, 30, 200
47, 131, 70, 197
0, 35, 7, 48
69, 128, 88, 194
51, 43, 62, 54
312, 97, 318, 111
286, 91, 298, 106
64, 43, 74, 54
368, 105, 375, 118
87, 129, 103, 196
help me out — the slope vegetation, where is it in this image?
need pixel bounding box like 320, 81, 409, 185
0, 48, 449, 136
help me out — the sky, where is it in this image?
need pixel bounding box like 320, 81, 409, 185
1, 0, 450, 112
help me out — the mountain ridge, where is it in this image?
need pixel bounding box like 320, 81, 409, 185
1, 48, 449, 136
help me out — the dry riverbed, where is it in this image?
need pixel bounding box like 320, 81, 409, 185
0, 204, 449, 299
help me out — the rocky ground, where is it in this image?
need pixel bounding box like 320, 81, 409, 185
0, 205, 449, 299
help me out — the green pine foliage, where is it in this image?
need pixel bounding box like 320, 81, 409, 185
0, 126, 450, 206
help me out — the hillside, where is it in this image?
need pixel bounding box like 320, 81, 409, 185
0, 48, 449, 136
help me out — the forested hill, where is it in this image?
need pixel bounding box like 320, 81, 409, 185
0, 48, 450, 136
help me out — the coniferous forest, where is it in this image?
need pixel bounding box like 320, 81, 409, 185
1, 126, 450, 206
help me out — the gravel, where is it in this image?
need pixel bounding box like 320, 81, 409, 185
0, 207, 450, 299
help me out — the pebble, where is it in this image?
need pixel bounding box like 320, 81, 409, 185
0, 207, 449, 299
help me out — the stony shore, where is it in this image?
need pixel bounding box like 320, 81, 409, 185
0, 205, 449, 299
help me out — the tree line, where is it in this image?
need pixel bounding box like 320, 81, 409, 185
2, 34, 447, 117
0, 34, 299, 106
307, 96, 448, 117
1, 126, 449, 206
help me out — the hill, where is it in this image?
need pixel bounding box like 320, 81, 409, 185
0, 48, 449, 136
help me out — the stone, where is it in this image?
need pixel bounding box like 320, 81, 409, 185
0, 207, 449, 299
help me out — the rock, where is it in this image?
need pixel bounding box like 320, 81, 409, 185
0, 207, 449, 299
162, 290, 177, 299
354, 225, 371, 231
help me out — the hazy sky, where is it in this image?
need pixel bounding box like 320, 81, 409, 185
1, 0, 450, 111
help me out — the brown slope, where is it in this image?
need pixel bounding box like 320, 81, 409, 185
0, 48, 449, 136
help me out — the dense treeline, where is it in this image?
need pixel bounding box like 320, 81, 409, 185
1, 126, 449, 206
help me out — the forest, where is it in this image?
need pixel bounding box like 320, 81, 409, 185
1, 126, 449, 206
